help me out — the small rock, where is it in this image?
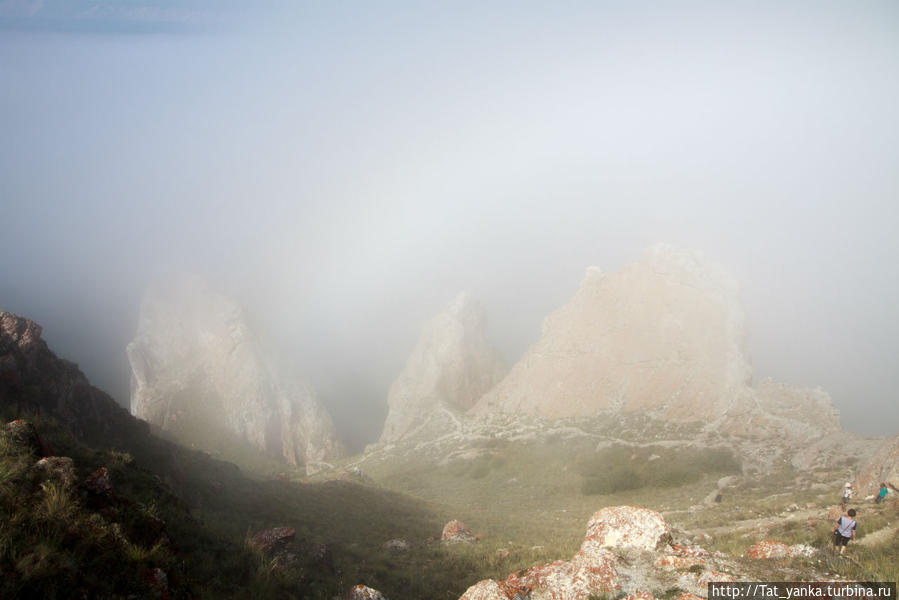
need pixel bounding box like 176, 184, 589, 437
442, 520, 476, 544
382, 538, 410, 552
250, 527, 296, 555
345, 584, 388, 600
84, 467, 114, 496
35, 456, 75, 489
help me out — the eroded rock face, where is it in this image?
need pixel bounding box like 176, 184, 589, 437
380, 293, 506, 442
473, 246, 748, 421
856, 434, 899, 495
471, 245, 840, 441
127, 277, 343, 472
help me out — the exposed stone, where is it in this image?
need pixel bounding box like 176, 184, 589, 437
0, 311, 150, 448
442, 519, 476, 544
746, 540, 816, 559
249, 527, 296, 555
35, 456, 75, 489
84, 466, 114, 496
381, 293, 506, 442
856, 434, 899, 496
581, 506, 671, 553
4, 420, 54, 457
126, 276, 343, 472
345, 584, 388, 600
382, 538, 410, 552
471, 245, 840, 442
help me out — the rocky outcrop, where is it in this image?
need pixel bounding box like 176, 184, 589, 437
345, 585, 388, 600
458, 505, 823, 600
127, 277, 343, 472
471, 245, 840, 441
380, 293, 505, 442
0, 311, 150, 446
856, 434, 899, 495
441, 519, 476, 544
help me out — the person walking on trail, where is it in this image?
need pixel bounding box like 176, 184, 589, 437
841, 482, 853, 508
832, 508, 857, 556
875, 483, 889, 504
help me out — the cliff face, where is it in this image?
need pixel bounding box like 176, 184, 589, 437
127, 277, 343, 471
0, 310, 149, 445
380, 293, 506, 442
856, 435, 899, 495
471, 245, 840, 440
472, 245, 751, 421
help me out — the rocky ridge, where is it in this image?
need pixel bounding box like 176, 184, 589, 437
127, 277, 343, 472
0, 310, 149, 446
380, 293, 506, 442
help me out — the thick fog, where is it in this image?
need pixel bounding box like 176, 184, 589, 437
2, 1, 898, 444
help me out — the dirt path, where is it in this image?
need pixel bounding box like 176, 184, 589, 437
700, 508, 823, 537
857, 523, 897, 547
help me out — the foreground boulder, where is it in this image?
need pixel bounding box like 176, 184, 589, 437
457, 505, 813, 600
127, 276, 344, 472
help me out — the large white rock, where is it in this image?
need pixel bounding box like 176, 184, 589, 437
471, 245, 840, 440
380, 293, 506, 442
127, 276, 343, 472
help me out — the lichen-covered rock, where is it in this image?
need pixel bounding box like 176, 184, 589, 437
127, 276, 343, 472
35, 456, 75, 489
249, 527, 296, 555
5, 420, 54, 457
84, 466, 114, 496
746, 541, 816, 559
458, 579, 529, 600
382, 538, 410, 552
380, 293, 506, 442
345, 584, 388, 600
442, 519, 476, 544
580, 506, 671, 553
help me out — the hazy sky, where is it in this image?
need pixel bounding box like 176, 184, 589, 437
2, 1, 898, 443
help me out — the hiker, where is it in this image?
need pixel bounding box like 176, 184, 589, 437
875, 483, 889, 504
832, 508, 857, 556
841, 482, 853, 508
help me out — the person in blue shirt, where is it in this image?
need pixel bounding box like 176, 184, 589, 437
875, 483, 889, 504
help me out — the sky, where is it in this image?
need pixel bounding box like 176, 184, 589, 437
1, 1, 898, 444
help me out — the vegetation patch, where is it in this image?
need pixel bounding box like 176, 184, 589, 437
578, 444, 741, 495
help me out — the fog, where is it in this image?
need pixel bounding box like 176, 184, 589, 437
2, 1, 898, 444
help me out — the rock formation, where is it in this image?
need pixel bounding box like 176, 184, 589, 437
380, 293, 505, 442
457, 505, 809, 600
471, 245, 840, 440
127, 276, 343, 472
856, 434, 899, 495
0, 310, 149, 446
